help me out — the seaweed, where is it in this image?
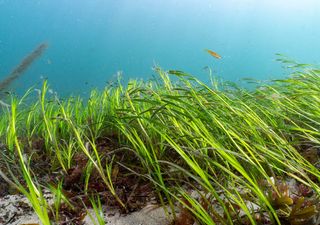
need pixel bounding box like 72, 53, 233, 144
1, 67, 320, 224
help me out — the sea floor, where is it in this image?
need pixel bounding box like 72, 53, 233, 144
0, 192, 171, 225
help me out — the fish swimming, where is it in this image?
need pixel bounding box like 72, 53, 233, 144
205, 49, 221, 59
0, 42, 48, 92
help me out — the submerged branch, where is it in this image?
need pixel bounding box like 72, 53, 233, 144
0, 42, 48, 92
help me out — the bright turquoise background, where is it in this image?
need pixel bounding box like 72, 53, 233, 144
0, 0, 319, 95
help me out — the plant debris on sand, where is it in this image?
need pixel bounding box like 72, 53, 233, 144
1, 64, 320, 225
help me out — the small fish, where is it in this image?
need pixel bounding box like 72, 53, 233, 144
167, 70, 191, 77
205, 49, 221, 59
168, 70, 187, 76
202, 66, 209, 70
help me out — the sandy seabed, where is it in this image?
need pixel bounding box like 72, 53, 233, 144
0, 193, 171, 225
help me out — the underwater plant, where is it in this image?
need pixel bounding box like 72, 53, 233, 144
0, 65, 320, 224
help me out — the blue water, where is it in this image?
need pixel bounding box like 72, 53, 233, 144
0, 0, 320, 96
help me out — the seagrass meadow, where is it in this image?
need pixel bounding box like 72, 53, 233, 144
0, 65, 320, 225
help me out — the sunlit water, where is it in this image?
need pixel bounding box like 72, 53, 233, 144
0, 0, 319, 96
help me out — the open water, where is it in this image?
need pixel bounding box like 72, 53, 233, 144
0, 0, 319, 96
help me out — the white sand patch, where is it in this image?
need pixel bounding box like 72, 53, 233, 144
84, 206, 171, 225
0, 194, 39, 225
0, 194, 171, 225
